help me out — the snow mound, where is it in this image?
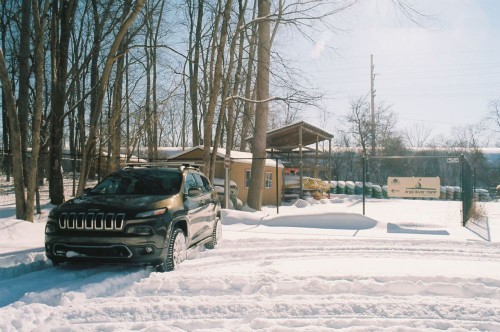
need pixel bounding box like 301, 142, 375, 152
241, 204, 258, 212
294, 199, 310, 208
330, 198, 344, 204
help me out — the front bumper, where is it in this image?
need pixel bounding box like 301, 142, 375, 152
45, 232, 168, 266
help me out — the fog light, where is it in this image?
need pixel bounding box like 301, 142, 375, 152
128, 226, 154, 236
145, 246, 154, 254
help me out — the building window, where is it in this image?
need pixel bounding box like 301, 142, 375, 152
245, 170, 251, 188
265, 172, 272, 189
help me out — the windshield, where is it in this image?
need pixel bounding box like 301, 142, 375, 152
90, 170, 182, 195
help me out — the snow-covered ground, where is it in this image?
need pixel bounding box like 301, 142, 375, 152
1, 195, 499, 331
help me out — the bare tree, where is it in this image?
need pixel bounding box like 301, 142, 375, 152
26, 0, 50, 222
238, 0, 258, 151
344, 95, 398, 155
77, 0, 146, 194
487, 99, 500, 134
187, 0, 204, 146
105, 1, 134, 174
246, 0, 271, 210
344, 96, 371, 155
202, 0, 233, 180
0, 0, 48, 221
404, 122, 433, 148
211, 0, 250, 179
0, 48, 26, 218
448, 122, 489, 150
48, 0, 78, 205
18, 0, 31, 183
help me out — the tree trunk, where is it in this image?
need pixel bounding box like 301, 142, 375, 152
239, 4, 257, 151
0, 49, 27, 219
0, 0, 10, 180
203, 0, 232, 177
49, 0, 77, 205
145, 14, 153, 160
18, 0, 31, 186
108, 0, 131, 174
211, 0, 248, 179
247, 0, 271, 210
108, 55, 124, 173
226, 0, 247, 151
26, 0, 48, 222
189, 0, 203, 146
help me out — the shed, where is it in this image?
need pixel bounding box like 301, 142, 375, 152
169, 146, 284, 207
246, 121, 334, 198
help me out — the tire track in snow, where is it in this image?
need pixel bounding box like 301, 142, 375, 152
0, 264, 150, 307
1, 236, 499, 331
3, 289, 498, 331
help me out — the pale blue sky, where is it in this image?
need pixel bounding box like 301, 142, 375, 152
282, 0, 500, 146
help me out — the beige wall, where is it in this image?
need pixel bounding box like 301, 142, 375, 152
216, 161, 282, 206
171, 149, 283, 206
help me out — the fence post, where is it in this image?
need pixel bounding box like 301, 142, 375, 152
362, 155, 366, 216
276, 158, 279, 214
460, 154, 473, 227
224, 155, 230, 210
461, 154, 465, 226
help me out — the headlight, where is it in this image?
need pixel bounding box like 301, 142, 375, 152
135, 208, 166, 218
45, 223, 56, 234
48, 208, 58, 219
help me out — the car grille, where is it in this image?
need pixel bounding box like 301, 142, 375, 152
53, 243, 133, 258
58, 212, 125, 231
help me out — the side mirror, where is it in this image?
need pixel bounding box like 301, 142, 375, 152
82, 188, 92, 196
188, 187, 203, 197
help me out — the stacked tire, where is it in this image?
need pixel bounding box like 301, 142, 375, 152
337, 181, 346, 194
372, 185, 382, 198
346, 181, 355, 195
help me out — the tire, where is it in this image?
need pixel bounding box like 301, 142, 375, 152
205, 217, 222, 250
50, 258, 62, 267
157, 228, 187, 272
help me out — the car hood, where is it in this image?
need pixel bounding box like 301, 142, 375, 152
59, 194, 172, 212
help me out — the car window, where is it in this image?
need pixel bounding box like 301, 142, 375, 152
200, 175, 212, 193
184, 173, 198, 192
91, 170, 182, 195
192, 173, 205, 189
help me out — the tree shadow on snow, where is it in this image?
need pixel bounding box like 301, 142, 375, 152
263, 213, 378, 230
387, 223, 450, 236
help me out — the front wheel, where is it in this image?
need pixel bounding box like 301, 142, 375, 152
157, 228, 187, 272
205, 217, 222, 249
49, 258, 63, 267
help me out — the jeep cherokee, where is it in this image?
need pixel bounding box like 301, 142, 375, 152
45, 165, 222, 272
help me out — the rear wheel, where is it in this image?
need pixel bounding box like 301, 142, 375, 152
205, 217, 222, 249
157, 228, 187, 272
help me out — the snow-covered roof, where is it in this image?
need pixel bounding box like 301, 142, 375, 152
169, 145, 284, 168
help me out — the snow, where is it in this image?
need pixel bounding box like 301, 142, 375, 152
1, 195, 500, 331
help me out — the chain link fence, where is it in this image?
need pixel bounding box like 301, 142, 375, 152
279, 154, 477, 227
0, 149, 486, 228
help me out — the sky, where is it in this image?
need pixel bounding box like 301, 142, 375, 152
283, 0, 500, 144
1, 192, 499, 330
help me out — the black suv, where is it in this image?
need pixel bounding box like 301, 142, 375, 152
45, 165, 221, 271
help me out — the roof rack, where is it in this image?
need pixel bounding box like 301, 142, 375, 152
124, 161, 201, 171
179, 163, 201, 171
124, 162, 171, 168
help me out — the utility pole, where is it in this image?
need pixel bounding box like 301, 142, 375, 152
370, 54, 376, 156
